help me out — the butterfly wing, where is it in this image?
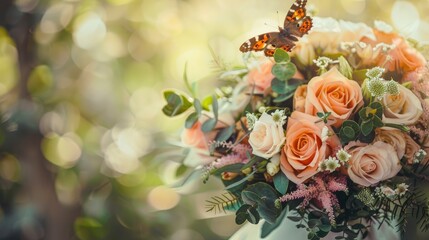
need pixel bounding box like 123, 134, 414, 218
239, 32, 278, 53
284, 0, 308, 26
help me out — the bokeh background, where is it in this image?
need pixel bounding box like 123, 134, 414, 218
0, 0, 428, 239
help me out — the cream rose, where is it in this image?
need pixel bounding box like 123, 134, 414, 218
280, 111, 341, 184
382, 84, 423, 125
249, 112, 285, 159
304, 67, 363, 128
346, 141, 402, 187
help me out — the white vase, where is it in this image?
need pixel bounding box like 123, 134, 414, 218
230, 218, 400, 240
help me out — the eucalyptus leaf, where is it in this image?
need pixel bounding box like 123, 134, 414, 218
246, 206, 261, 224
212, 95, 219, 119
201, 118, 217, 132
342, 126, 355, 139
194, 98, 202, 115
211, 163, 245, 175
216, 125, 235, 142
273, 172, 289, 195
271, 62, 296, 81
273, 48, 290, 63
361, 120, 373, 136
273, 91, 295, 103
185, 112, 199, 128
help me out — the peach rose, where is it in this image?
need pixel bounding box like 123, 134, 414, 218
304, 67, 363, 128
280, 111, 341, 184
362, 29, 426, 78
181, 115, 228, 167
249, 112, 285, 159
374, 127, 406, 160
247, 60, 275, 94
404, 134, 421, 164
293, 85, 307, 112
382, 84, 423, 125
346, 141, 402, 187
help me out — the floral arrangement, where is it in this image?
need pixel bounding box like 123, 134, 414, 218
162, 15, 429, 240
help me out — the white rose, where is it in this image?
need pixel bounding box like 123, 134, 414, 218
249, 112, 285, 159
382, 84, 423, 125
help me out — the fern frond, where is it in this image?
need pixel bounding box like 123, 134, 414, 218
205, 192, 242, 214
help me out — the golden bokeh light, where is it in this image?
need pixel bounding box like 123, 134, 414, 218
147, 186, 180, 211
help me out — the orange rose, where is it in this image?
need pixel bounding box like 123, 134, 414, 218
304, 67, 363, 128
247, 60, 275, 94
280, 111, 341, 184
362, 29, 426, 79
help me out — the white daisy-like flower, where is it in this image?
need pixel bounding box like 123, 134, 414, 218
258, 106, 266, 113
413, 149, 427, 164
380, 186, 396, 198
324, 156, 341, 173
246, 112, 258, 130
318, 161, 327, 172
395, 183, 409, 196
336, 148, 351, 164
271, 109, 287, 126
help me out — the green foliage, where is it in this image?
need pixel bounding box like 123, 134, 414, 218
74, 217, 106, 240
162, 90, 193, 116
201, 95, 219, 132
241, 182, 282, 224
236, 204, 260, 224
338, 56, 353, 79
316, 112, 331, 124
273, 172, 289, 195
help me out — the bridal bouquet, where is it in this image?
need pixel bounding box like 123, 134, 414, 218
162, 5, 429, 240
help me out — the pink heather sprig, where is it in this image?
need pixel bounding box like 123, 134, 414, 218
279, 174, 348, 225
211, 153, 247, 169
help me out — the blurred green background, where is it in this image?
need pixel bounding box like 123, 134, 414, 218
0, 0, 428, 239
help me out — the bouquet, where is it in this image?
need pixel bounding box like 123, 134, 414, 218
162, 1, 429, 239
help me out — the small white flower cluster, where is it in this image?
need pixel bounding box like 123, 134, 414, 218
313, 56, 337, 70
267, 154, 281, 176
321, 126, 331, 142
246, 112, 258, 130
375, 183, 409, 198
413, 149, 427, 164
318, 148, 352, 173
365, 67, 400, 99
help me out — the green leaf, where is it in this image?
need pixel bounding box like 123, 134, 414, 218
236, 212, 248, 225
373, 115, 384, 128
216, 125, 235, 142
287, 216, 302, 222
212, 95, 219, 119
211, 163, 245, 175
271, 78, 287, 94
318, 224, 332, 232
271, 62, 296, 81
224, 171, 255, 191
342, 126, 355, 139
201, 118, 217, 132
273, 48, 290, 63
194, 98, 202, 115
183, 62, 197, 98
273, 172, 289, 195
308, 219, 322, 228
246, 206, 260, 224
74, 217, 106, 240
241, 182, 282, 224
185, 112, 199, 128
162, 90, 193, 116
361, 120, 373, 136
273, 91, 295, 103
338, 56, 353, 79
202, 95, 213, 110
369, 101, 383, 119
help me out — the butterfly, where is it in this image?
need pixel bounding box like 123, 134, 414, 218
239, 0, 313, 56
